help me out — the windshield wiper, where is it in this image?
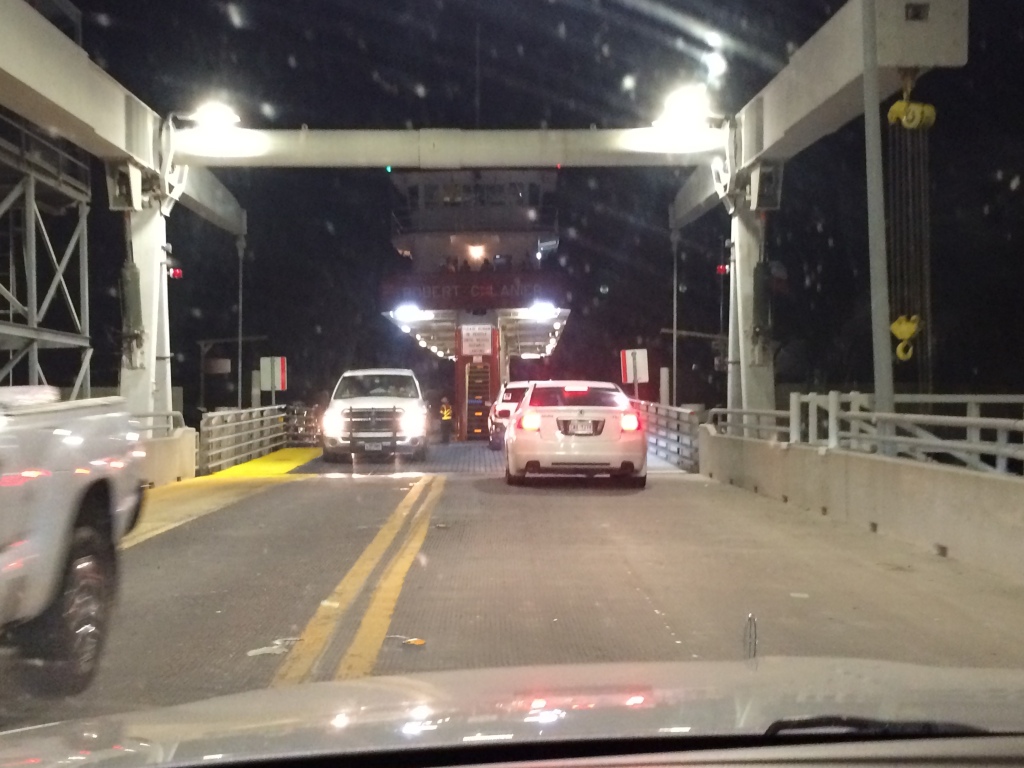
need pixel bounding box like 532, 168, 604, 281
764, 715, 989, 738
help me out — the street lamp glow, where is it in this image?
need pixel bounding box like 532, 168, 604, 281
393, 304, 434, 323
186, 101, 241, 128
703, 50, 728, 80
653, 84, 713, 130
525, 301, 558, 321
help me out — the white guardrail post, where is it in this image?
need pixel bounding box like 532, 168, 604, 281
827, 390, 840, 449
789, 392, 802, 444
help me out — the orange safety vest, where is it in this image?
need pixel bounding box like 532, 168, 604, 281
440, 404, 453, 420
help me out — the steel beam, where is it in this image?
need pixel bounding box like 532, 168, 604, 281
173, 127, 726, 169
0, 0, 246, 236
670, 0, 968, 227
0, 320, 89, 349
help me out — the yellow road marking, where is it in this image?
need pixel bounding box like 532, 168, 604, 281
335, 476, 446, 680
271, 475, 433, 686
214, 447, 322, 478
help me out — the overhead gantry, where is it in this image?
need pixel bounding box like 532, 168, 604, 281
0, 0, 967, 417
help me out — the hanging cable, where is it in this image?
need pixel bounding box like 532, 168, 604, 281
885, 69, 934, 392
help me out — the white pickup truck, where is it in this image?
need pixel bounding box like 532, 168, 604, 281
0, 387, 144, 695
320, 368, 429, 463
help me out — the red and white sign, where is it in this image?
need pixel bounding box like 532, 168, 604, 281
620, 349, 649, 384
260, 356, 287, 391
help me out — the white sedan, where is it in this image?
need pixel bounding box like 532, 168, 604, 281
504, 380, 647, 488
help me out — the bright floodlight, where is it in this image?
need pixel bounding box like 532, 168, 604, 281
468, 245, 485, 260
703, 51, 728, 80
653, 84, 713, 130
393, 304, 434, 323
186, 101, 241, 128
525, 301, 558, 321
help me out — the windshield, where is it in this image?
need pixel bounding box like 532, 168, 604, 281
5, 0, 1024, 760
529, 385, 629, 408
334, 375, 419, 399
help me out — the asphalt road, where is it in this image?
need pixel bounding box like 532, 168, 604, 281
5, 449, 1024, 728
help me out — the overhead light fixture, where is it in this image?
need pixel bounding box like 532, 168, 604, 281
524, 301, 559, 321
400, 324, 411, 333
418, 339, 427, 348
394, 304, 434, 323
185, 101, 241, 128
521, 353, 542, 360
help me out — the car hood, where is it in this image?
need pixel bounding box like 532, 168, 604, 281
4, 658, 1024, 766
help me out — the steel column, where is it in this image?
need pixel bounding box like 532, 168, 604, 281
23, 174, 37, 384
120, 207, 172, 415
731, 205, 775, 415
78, 202, 91, 397
862, 0, 895, 421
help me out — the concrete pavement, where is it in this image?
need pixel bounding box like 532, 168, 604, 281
4, 445, 1024, 729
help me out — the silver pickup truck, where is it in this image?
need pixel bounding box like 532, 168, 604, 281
0, 387, 144, 694
320, 368, 429, 462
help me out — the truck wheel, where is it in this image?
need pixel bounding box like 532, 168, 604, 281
15, 525, 116, 696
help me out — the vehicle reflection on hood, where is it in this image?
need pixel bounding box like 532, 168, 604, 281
4, 659, 1024, 767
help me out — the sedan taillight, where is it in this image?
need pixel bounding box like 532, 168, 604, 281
621, 411, 641, 432
519, 410, 542, 431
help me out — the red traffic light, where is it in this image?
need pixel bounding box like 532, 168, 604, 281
716, 264, 729, 276
168, 267, 184, 279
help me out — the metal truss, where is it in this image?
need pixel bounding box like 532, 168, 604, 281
0, 107, 92, 396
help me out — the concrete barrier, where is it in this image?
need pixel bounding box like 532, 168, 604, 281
138, 428, 197, 487
699, 425, 1024, 585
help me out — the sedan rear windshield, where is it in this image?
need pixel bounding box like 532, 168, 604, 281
501, 387, 529, 404
528, 386, 628, 408
334, 375, 418, 399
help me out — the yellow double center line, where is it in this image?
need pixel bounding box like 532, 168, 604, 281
272, 474, 444, 687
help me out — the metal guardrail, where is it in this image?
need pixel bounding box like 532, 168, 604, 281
286, 405, 321, 446
709, 408, 791, 441
199, 406, 289, 474
713, 391, 1024, 475
633, 401, 701, 472
196, 405, 323, 474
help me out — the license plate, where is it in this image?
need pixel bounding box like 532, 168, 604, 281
573, 421, 594, 435
363, 443, 383, 452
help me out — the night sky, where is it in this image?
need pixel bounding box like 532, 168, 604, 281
68, 0, 1024, 416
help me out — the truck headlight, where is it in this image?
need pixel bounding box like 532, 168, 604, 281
323, 409, 345, 437
400, 409, 427, 437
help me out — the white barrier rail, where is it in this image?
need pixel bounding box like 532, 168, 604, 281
633, 401, 701, 471
709, 408, 790, 441
716, 392, 1024, 475
199, 406, 288, 474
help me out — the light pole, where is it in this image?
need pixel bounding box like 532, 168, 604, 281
671, 234, 679, 407
236, 236, 245, 408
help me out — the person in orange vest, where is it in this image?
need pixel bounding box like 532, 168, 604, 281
439, 397, 453, 444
